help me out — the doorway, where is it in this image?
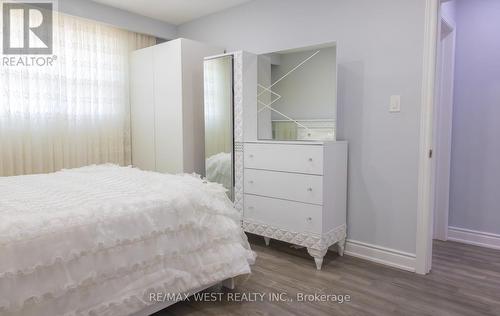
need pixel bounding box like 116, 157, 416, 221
417, 0, 500, 275
430, 0, 500, 266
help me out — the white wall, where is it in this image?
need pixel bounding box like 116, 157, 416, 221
179, 0, 426, 255
59, 0, 177, 39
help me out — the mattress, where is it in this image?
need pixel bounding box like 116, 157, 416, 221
0, 165, 255, 316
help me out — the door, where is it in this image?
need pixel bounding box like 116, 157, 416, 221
433, 18, 456, 240
131, 47, 156, 171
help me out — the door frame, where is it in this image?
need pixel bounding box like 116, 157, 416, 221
415, 0, 440, 275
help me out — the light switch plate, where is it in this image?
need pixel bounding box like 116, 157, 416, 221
390, 95, 401, 112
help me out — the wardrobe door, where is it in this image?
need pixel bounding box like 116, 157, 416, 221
131, 47, 156, 171
204, 55, 234, 200
153, 41, 184, 174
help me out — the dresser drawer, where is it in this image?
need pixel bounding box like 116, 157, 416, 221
244, 143, 323, 175
244, 169, 323, 205
244, 194, 322, 234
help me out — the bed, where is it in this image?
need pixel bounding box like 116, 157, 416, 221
0, 165, 255, 316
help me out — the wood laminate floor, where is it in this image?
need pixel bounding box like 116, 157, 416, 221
156, 235, 500, 316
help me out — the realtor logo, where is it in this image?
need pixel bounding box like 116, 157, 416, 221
2, 2, 53, 54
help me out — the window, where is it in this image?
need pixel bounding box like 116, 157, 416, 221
0, 13, 155, 176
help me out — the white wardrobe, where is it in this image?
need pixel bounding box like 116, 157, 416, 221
130, 38, 222, 174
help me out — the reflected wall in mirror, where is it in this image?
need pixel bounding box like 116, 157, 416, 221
204, 55, 234, 200
257, 43, 337, 141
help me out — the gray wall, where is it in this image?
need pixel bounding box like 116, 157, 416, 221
179, 0, 426, 254
59, 0, 177, 39
449, 0, 500, 234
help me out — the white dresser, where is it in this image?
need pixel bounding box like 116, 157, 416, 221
242, 140, 348, 270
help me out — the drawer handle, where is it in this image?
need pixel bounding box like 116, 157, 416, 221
249, 180, 254, 184
306, 217, 312, 221
308, 158, 313, 162
249, 154, 254, 158
307, 187, 313, 192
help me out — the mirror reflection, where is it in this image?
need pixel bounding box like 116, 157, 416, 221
204, 55, 234, 200
257, 43, 337, 141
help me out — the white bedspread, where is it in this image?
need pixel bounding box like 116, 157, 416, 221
0, 165, 255, 316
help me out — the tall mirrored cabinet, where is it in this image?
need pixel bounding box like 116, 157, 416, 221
203, 51, 257, 209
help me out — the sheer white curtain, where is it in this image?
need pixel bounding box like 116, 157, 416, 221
0, 13, 155, 176
203, 57, 233, 158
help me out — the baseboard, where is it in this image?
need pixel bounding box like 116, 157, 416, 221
343, 240, 416, 272
448, 226, 500, 250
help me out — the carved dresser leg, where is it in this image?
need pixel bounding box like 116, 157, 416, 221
307, 248, 328, 270
338, 238, 346, 257
264, 237, 270, 246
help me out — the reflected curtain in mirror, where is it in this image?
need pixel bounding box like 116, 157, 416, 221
204, 56, 234, 200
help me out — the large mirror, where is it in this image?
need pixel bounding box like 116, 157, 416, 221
204, 55, 234, 200
257, 43, 337, 141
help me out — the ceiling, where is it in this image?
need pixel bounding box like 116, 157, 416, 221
92, 0, 252, 25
